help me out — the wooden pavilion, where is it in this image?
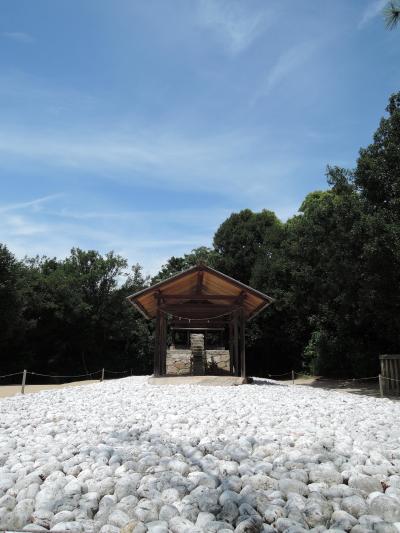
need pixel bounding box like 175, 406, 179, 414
127, 264, 273, 378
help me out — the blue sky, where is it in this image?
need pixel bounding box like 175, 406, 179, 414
1, 0, 399, 274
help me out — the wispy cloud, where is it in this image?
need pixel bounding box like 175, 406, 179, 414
358, 0, 386, 28
196, 0, 271, 54
253, 41, 317, 102
2, 31, 34, 43
0, 126, 305, 201
0, 194, 64, 214
0, 196, 228, 274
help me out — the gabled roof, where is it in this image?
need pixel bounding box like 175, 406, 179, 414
127, 264, 273, 321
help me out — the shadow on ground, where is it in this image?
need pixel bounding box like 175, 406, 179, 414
292, 376, 399, 401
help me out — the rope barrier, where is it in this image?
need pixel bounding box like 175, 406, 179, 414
0, 369, 135, 381
0, 371, 23, 379
351, 375, 379, 381
267, 371, 380, 381
381, 375, 400, 382
28, 370, 102, 378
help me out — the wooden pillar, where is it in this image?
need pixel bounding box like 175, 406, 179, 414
153, 310, 161, 376
159, 312, 167, 376
240, 307, 246, 379
233, 310, 239, 376
229, 319, 234, 375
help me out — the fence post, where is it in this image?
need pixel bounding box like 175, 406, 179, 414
292, 370, 295, 385
101, 368, 105, 382
21, 369, 27, 394
379, 374, 383, 398
130, 368, 133, 376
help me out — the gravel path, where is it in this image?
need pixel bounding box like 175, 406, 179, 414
1, 376, 400, 533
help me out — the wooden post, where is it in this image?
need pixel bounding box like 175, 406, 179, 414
233, 310, 239, 376
379, 374, 383, 398
240, 307, 246, 379
159, 312, 167, 376
154, 311, 161, 376
292, 370, 295, 385
229, 320, 234, 375
21, 369, 27, 394
101, 368, 104, 382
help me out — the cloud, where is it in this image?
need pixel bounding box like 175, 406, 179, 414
358, 0, 387, 28
0, 194, 64, 214
0, 126, 305, 201
196, 0, 271, 54
0, 190, 303, 275
253, 41, 317, 101
0, 195, 228, 274
2, 32, 34, 43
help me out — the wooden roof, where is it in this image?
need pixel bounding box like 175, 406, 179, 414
127, 264, 273, 321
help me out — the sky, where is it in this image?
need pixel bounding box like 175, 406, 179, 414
1, 0, 400, 274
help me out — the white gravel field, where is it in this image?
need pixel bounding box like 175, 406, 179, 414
1, 377, 400, 533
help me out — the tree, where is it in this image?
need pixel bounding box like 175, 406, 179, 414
384, 1, 400, 29
152, 246, 218, 283
0, 245, 25, 373
213, 209, 282, 284
18, 249, 153, 377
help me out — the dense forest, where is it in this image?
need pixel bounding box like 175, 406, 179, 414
1, 93, 400, 380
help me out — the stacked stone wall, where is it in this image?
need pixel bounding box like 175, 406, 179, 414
166, 348, 230, 375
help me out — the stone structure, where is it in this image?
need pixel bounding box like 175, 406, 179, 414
166, 332, 230, 376
190, 334, 205, 375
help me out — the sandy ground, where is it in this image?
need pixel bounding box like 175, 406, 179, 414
277, 375, 388, 399
0, 379, 100, 398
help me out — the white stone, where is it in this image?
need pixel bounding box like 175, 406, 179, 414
108, 509, 131, 528
278, 479, 309, 497
369, 495, 400, 522
348, 474, 383, 494
51, 521, 84, 532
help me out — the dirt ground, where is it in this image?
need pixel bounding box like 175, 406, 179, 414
277, 375, 390, 399
0, 379, 100, 399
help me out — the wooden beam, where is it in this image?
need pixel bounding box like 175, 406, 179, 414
170, 325, 224, 331
159, 294, 240, 301
160, 304, 237, 314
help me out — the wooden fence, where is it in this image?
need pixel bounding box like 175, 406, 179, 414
379, 354, 400, 395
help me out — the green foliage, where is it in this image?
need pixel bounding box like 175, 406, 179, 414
0, 249, 153, 379
214, 209, 282, 284
0, 245, 25, 367
152, 246, 218, 283
384, 1, 400, 29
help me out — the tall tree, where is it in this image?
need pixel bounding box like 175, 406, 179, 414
213, 209, 282, 284
0, 245, 25, 373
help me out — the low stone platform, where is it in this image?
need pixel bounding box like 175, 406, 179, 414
148, 375, 248, 386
